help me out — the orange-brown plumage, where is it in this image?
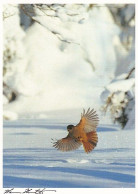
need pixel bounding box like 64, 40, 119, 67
53, 108, 99, 153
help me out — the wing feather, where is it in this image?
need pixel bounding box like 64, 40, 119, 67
53, 135, 81, 152
77, 108, 99, 133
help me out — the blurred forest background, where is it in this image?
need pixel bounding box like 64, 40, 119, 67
3, 4, 135, 130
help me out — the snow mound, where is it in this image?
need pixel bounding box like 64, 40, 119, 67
106, 78, 134, 92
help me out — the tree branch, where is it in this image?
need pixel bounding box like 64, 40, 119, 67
125, 67, 135, 79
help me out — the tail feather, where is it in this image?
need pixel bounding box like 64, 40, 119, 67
82, 141, 95, 153
82, 131, 98, 153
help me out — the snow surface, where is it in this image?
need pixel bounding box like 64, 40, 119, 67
3, 112, 135, 188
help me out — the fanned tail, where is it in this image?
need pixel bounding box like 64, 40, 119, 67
82, 131, 98, 153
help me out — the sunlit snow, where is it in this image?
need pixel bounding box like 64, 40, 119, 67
3, 115, 135, 188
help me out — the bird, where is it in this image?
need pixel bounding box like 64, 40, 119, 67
52, 108, 99, 153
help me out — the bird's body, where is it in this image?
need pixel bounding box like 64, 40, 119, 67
69, 126, 87, 141
53, 108, 99, 153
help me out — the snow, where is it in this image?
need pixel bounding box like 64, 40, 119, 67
106, 78, 135, 92
100, 70, 135, 128
3, 113, 135, 188
3, 5, 119, 114
124, 105, 135, 130
3, 95, 8, 105
3, 110, 18, 121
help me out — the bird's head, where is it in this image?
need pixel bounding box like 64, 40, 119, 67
67, 125, 74, 132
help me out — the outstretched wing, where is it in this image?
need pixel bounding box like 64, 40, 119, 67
76, 108, 99, 133
52, 135, 81, 152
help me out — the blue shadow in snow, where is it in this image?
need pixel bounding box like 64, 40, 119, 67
97, 126, 117, 132
3, 124, 66, 130
4, 123, 117, 133
3, 175, 81, 188
3, 164, 135, 185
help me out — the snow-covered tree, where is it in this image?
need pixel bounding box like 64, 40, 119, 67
3, 4, 135, 125
101, 68, 135, 129
101, 5, 135, 129
3, 4, 27, 103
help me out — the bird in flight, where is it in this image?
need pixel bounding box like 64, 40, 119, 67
53, 108, 99, 153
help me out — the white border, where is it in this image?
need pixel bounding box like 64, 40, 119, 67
0, 0, 137, 194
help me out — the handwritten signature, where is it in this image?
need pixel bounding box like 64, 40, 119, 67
4, 188, 56, 194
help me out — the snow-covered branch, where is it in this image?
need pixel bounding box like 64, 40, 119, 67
101, 68, 135, 128
100, 5, 135, 129
20, 4, 85, 45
